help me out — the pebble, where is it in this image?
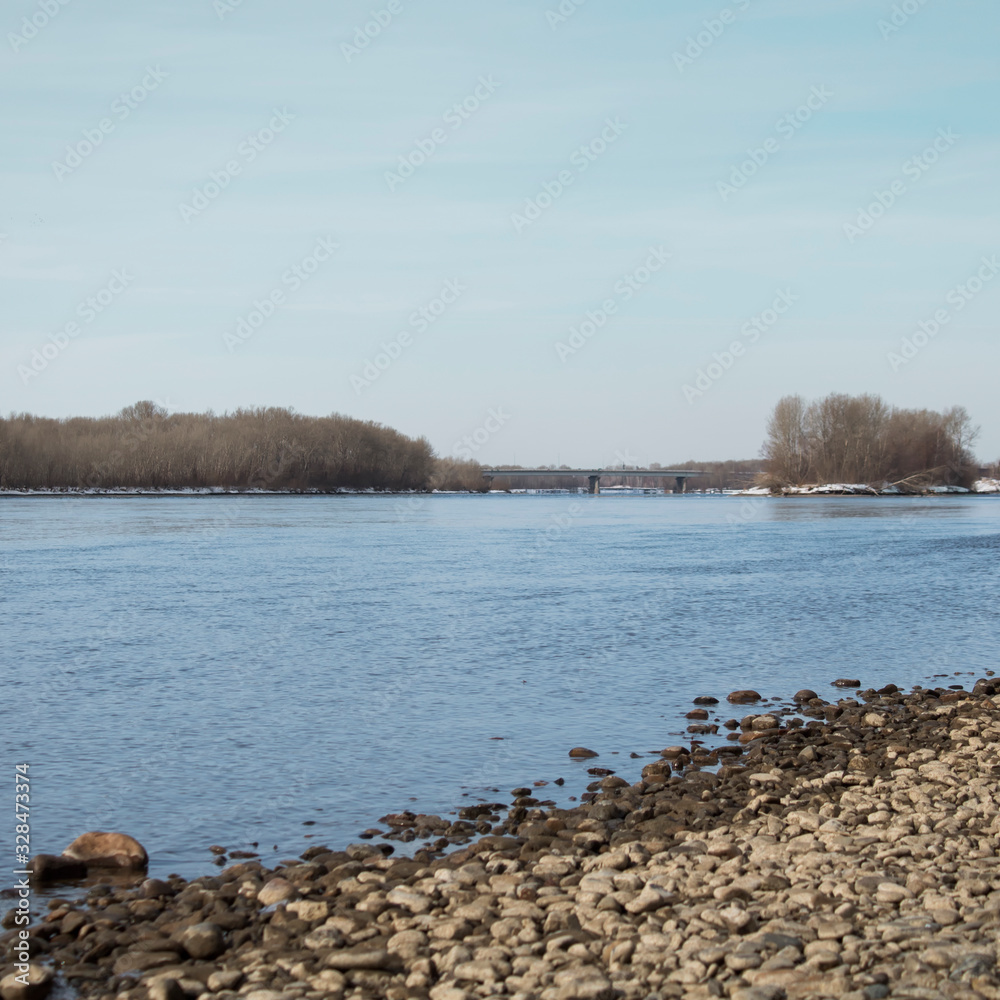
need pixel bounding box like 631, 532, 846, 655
206, 969, 243, 991
176, 921, 225, 959
0, 966, 53, 1000
256, 876, 298, 905
146, 980, 184, 1000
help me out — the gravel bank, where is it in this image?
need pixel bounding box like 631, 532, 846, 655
6, 677, 1000, 1000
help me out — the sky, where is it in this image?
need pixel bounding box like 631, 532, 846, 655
2, 0, 998, 466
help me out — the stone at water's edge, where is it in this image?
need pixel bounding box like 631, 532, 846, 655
0, 965, 53, 1000
27, 853, 87, 882
568, 746, 599, 758
727, 689, 762, 703
832, 678, 861, 688
793, 688, 818, 701
140, 878, 172, 898
63, 831, 148, 869
749, 714, 779, 732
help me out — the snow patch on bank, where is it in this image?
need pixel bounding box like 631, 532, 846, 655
732, 482, 988, 496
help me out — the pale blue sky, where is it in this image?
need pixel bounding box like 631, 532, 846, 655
3, 0, 998, 464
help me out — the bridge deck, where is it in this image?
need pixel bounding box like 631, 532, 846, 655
482, 469, 704, 477
482, 469, 705, 494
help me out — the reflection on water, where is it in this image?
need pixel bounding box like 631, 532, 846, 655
767, 497, 968, 520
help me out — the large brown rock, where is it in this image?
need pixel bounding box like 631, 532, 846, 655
63, 832, 148, 869
28, 854, 87, 882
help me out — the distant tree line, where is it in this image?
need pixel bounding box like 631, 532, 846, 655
483, 460, 761, 492
4, 396, 982, 493
0, 402, 488, 492
761, 393, 979, 488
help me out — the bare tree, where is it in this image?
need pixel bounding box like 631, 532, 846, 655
762, 394, 810, 484
761, 393, 980, 488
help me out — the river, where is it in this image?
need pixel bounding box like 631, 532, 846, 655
2, 494, 997, 883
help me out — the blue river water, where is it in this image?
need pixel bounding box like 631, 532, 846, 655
2, 494, 998, 886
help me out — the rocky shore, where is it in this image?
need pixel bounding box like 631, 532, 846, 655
7, 676, 1000, 1000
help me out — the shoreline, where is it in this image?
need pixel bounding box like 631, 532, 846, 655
1, 487, 997, 499
7, 677, 1000, 999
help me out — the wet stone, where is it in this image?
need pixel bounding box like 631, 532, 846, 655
728, 690, 763, 704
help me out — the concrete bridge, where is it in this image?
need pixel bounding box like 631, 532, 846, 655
483, 469, 705, 495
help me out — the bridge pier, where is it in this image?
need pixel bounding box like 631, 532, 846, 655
675, 476, 686, 494
588, 475, 601, 495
